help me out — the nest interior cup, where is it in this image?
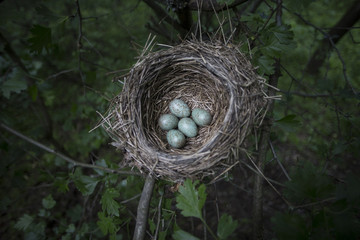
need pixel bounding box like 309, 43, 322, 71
102, 40, 267, 181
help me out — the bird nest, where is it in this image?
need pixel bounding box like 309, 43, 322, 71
101, 39, 268, 181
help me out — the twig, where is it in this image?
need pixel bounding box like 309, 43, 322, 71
75, 0, 85, 85
154, 192, 163, 240
0, 123, 141, 176
46, 68, 76, 80
121, 193, 142, 204
133, 175, 156, 240
268, 140, 291, 181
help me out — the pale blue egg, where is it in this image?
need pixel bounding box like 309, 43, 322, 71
191, 108, 212, 126
159, 114, 178, 130
167, 130, 186, 148
178, 118, 198, 138
169, 99, 190, 118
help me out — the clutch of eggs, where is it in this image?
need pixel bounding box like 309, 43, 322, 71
159, 99, 212, 149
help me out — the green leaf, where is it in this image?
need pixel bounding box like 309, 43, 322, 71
101, 188, 121, 217
70, 169, 99, 196
217, 214, 239, 240
256, 55, 275, 75
97, 212, 119, 236
148, 218, 156, 234
275, 114, 301, 132
172, 229, 200, 240
28, 84, 38, 101
284, 161, 335, 203
1, 68, 27, 98
28, 24, 52, 54
271, 212, 309, 240
176, 179, 206, 219
66, 223, 76, 233
14, 214, 34, 231
42, 194, 56, 209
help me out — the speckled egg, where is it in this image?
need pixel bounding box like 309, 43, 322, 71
159, 114, 179, 130
167, 130, 186, 148
169, 99, 190, 118
178, 118, 198, 138
191, 108, 212, 126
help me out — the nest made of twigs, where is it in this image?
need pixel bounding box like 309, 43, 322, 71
101, 39, 268, 181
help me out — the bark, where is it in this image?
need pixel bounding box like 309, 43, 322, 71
306, 0, 360, 75
252, 62, 280, 240
252, 2, 282, 239
133, 175, 156, 240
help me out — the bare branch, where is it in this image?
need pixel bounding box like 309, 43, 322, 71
133, 175, 156, 240
0, 123, 142, 176
269, 140, 291, 181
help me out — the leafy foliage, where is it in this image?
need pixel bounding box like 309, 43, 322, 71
172, 229, 201, 240
42, 194, 56, 209
14, 214, 34, 231
28, 24, 52, 54
176, 179, 207, 219
101, 187, 121, 217
217, 214, 239, 240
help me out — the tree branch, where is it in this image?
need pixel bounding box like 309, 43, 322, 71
133, 174, 156, 240
252, 1, 282, 239
75, 0, 85, 84
0, 123, 142, 176
305, 0, 360, 75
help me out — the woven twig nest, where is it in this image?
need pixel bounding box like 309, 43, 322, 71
102, 39, 268, 181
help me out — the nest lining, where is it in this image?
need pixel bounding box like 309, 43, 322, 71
102, 40, 267, 180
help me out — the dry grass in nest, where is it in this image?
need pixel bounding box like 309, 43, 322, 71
101, 38, 268, 181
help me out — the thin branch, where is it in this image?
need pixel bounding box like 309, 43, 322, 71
133, 175, 156, 240
154, 192, 164, 240
121, 193, 142, 204
46, 68, 76, 80
75, 0, 85, 85
0, 123, 141, 176
269, 140, 291, 181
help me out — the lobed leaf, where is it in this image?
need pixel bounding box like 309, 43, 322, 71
176, 179, 207, 219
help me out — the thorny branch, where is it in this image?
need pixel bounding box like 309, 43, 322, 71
0, 123, 142, 176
